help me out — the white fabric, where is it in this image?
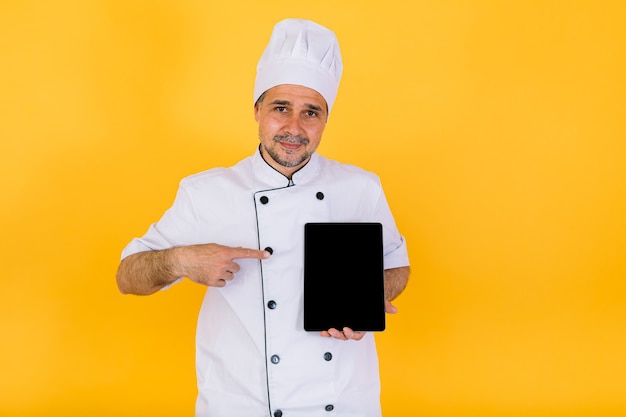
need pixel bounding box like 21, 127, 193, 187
254, 19, 343, 114
122, 149, 409, 417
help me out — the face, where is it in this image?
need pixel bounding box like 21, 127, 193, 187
254, 84, 328, 178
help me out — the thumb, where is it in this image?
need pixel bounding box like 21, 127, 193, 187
385, 300, 398, 314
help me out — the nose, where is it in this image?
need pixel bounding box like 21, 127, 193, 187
284, 113, 303, 136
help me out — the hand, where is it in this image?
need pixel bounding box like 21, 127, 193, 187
385, 300, 398, 314
319, 300, 399, 341
320, 327, 366, 341
175, 244, 270, 287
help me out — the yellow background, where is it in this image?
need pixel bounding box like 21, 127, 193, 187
1, 1, 625, 416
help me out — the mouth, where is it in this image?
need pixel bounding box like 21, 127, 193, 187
280, 141, 303, 151
274, 135, 309, 152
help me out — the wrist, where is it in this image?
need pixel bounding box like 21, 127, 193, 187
165, 246, 186, 280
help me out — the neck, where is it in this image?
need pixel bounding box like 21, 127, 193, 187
259, 145, 309, 180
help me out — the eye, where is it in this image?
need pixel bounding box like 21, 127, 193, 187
305, 110, 318, 118
275, 106, 287, 112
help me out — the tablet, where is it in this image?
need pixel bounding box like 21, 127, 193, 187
303, 222, 386, 332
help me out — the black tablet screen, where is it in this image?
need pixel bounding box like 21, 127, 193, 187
303, 222, 385, 332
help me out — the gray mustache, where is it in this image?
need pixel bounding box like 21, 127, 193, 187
273, 135, 309, 145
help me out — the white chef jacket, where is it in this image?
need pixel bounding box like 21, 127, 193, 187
121, 148, 409, 417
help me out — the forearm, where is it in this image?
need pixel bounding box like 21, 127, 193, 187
384, 266, 410, 301
116, 248, 182, 295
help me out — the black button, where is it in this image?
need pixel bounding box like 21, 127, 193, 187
316, 192, 325, 200
264, 246, 273, 255
274, 410, 283, 417
325, 404, 334, 412
260, 196, 269, 204
267, 300, 277, 309
271, 355, 280, 364
323, 352, 332, 361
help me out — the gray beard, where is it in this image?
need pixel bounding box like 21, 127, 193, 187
263, 135, 310, 168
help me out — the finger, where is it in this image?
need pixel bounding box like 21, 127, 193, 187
227, 261, 241, 274
385, 300, 398, 314
230, 247, 271, 260
343, 327, 366, 341
328, 328, 348, 340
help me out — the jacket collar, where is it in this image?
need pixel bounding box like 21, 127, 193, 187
252, 146, 321, 188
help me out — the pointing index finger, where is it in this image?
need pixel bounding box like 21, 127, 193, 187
230, 246, 271, 260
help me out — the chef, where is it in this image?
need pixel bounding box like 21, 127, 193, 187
117, 18, 410, 417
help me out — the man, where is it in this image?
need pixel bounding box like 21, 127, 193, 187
117, 18, 410, 417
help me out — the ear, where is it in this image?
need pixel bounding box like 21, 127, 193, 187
254, 103, 261, 122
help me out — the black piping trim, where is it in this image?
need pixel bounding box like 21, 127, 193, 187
257, 144, 311, 187
253, 183, 294, 416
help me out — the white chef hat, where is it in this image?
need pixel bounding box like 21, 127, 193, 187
254, 18, 343, 114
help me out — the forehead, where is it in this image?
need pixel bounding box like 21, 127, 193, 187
263, 84, 327, 108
